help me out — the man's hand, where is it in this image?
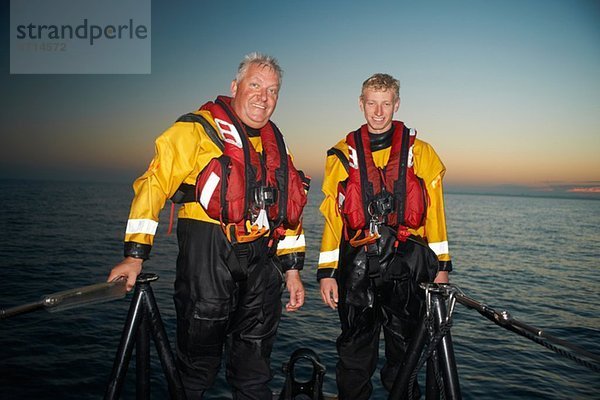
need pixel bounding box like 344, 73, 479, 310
319, 277, 338, 310
284, 269, 304, 312
108, 257, 143, 291
434, 271, 449, 284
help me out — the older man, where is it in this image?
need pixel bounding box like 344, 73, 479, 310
109, 52, 308, 399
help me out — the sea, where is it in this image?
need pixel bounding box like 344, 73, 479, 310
0, 179, 598, 400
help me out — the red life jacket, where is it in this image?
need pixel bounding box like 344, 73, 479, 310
337, 121, 428, 240
195, 96, 308, 241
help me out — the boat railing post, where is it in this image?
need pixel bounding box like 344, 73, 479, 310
104, 273, 187, 400
104, 277, 146, 400
143, 279, 187, 399
388, 314, 429, 399
430, 292, 461, 400
136, 295, 151, 400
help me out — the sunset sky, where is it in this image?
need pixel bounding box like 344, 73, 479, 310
1, 0, 599, 197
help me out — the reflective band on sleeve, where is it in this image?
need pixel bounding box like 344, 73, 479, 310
318, 249, 340, 265
338, 192, 345, 208
200, 172, 220, 209
428, 241, 449, 256
126, 219, 158, 235
277, 234, 306, 250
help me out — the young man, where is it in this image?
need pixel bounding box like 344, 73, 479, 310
317, 73, 452, 399
109, 52, 308, 399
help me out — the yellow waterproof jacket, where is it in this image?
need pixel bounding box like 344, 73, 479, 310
124, 110, 306, 269
317, 132, 451, 279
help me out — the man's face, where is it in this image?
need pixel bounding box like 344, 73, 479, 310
230, 63, 280, 129
359, 88, 399, 134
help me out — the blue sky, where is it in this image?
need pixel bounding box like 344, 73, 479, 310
1, 0, 599, 197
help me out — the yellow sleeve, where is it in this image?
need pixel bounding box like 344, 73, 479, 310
276, 224, 305, 256
317, 139, 348, 275
124, 111, 221, 257
412, 139, 451, 263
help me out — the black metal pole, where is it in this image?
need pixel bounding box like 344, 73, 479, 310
431, 294, 461, 400
104, 273, 186, 399
104, 283, 145, 400
0, 301, 44, 319
136, 295, 151, 400
144, 282, 187, 400
389, 315, 429, 399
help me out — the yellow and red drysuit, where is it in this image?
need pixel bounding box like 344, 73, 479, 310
124, 108, 306, 265
317, 127, 451, 277
123, 104, 306, 398
317, 123, 452, 399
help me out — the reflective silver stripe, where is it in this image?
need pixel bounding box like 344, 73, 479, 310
428, 241, 449, 256
200, 172, 220, 209
318, 249, 340, 265
348, 145, 359, 169
126, 219, 158, 235
408, 127, 416, 166
338, 192, 345, 208
214, 118, 243, 148
277, 234, 306, 250
408, 145, 415, 167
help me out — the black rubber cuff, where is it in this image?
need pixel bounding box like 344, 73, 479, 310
124, 242, 151, 260
279, 252, 305, 272
438, 260, 453, 272
317, 268, 337, 281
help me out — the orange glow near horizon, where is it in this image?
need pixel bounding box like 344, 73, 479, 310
2, 2, 598, 193
569, 187, 600, 193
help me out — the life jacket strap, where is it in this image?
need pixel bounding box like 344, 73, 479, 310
226, 224, 280, 283
228, 241, 250, 282
394, 125, 412, 227
396, 225, 411, 243
327, 147, 350, 173
348, 229, 379, 247
176, 112, 224, 151
225, 223, 267, 282
170, 112, 224, 206
170, 183, 196, 204
224, 222, 269, 244
365, 242, 383, 288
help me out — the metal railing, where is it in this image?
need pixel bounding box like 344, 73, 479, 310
3, 276, 598, 399
104, 273, 187, 400
390, 283, 600, 400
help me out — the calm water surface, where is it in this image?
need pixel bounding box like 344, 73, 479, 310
0, 180, 598, 399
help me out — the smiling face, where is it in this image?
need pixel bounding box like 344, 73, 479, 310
359, 87, 400, 134
230, 62, 280, 129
